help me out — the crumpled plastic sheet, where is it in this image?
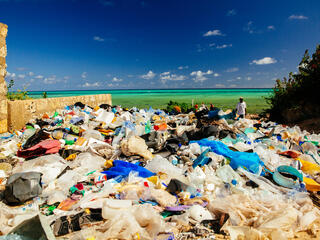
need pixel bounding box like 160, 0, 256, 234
94, 202, 169, 240
208, 190, 320, 239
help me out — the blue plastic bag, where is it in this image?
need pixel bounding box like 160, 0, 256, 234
102, 160, 155, 179
191, 139, 264, 174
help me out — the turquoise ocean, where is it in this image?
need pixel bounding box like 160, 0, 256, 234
28, 89, 272, 113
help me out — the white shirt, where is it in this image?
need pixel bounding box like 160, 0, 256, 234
236, 102, 246, 115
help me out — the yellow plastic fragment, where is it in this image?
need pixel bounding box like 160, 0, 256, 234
66, 153, 77, 161
104, 160, 114, 169
297, 158, 320, 175
303, 177, 320, 192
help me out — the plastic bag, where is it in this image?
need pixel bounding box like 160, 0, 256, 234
145, 156, 185, 182
69, 152, 105, 175
82, 129, 104, 141
102, 160, 155, 179
98, 201, 166, 240
12, 154, 66, 185
4, 172, 42, 205
121, 136, 153, 160
192, 138, 263, 174
95, 109, 114, 127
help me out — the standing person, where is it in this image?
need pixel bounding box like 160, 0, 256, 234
210, 103, 214, 111
236, 97, 246, 118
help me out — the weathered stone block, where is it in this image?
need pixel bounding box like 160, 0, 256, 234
0, 23, 7, 130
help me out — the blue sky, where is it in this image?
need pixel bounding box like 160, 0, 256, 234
1, 0, 319, 90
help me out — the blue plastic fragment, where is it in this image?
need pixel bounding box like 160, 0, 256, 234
191, 138, 264, 174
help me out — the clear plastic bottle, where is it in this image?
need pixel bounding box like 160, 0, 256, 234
112, 127, 125, 147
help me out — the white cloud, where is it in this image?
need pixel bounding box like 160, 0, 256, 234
43, 75, 56, 84
244, 21, 254, 34
6, 72, 15, 78
141, 70, 156, 80
127, 74, 134, 78
209, 43, 215, 47
18, 74, 25, 79
82, 82, 101, 87
160, 71, 170, 76
203, 29, 225, 37
190, 70, 213, 82
288, 15, 308, 20
93, 36, 105, 42
226, 67, 239, 72
29, 79, 34, 83
64, 76, 70, 80
227, 9, 236, 16
112, 77, 123, 82
215, 84, 225, 88
267, 25, 275, 30
178, 66, 189, 70
28, 72, 34, 76
216, 44, 232, 49
230, 84, 237, 88
214, 73, 220, 77
250, 57, 277, 65
236, 76, 242, 80
35, 75, 44, 79
247, 77, 252, 81
81, 72, 87, 79
160, 73, 186, 83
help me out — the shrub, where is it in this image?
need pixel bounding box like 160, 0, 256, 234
166, 100, 193, 114
6, 79, 32, 100
265, 44, 320, 122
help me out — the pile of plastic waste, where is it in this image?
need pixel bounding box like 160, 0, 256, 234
0, 102, 320, 240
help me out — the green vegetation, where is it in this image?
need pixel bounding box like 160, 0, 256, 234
112, 95, 268, 113
6, 79, 31, 100
265, 45, 320, 122
42, 91, 47, 98
166, 100, 193, 113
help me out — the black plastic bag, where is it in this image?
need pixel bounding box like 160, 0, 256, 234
4, 172, 43, 205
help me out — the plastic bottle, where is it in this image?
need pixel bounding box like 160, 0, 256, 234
112, 127, 125, 147
216, 165, 248, 194
52, 130, 78, 141
145, 120, 151, 134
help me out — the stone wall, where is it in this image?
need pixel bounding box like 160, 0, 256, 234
7, 94, 112, 131
0, 23, 8, 133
